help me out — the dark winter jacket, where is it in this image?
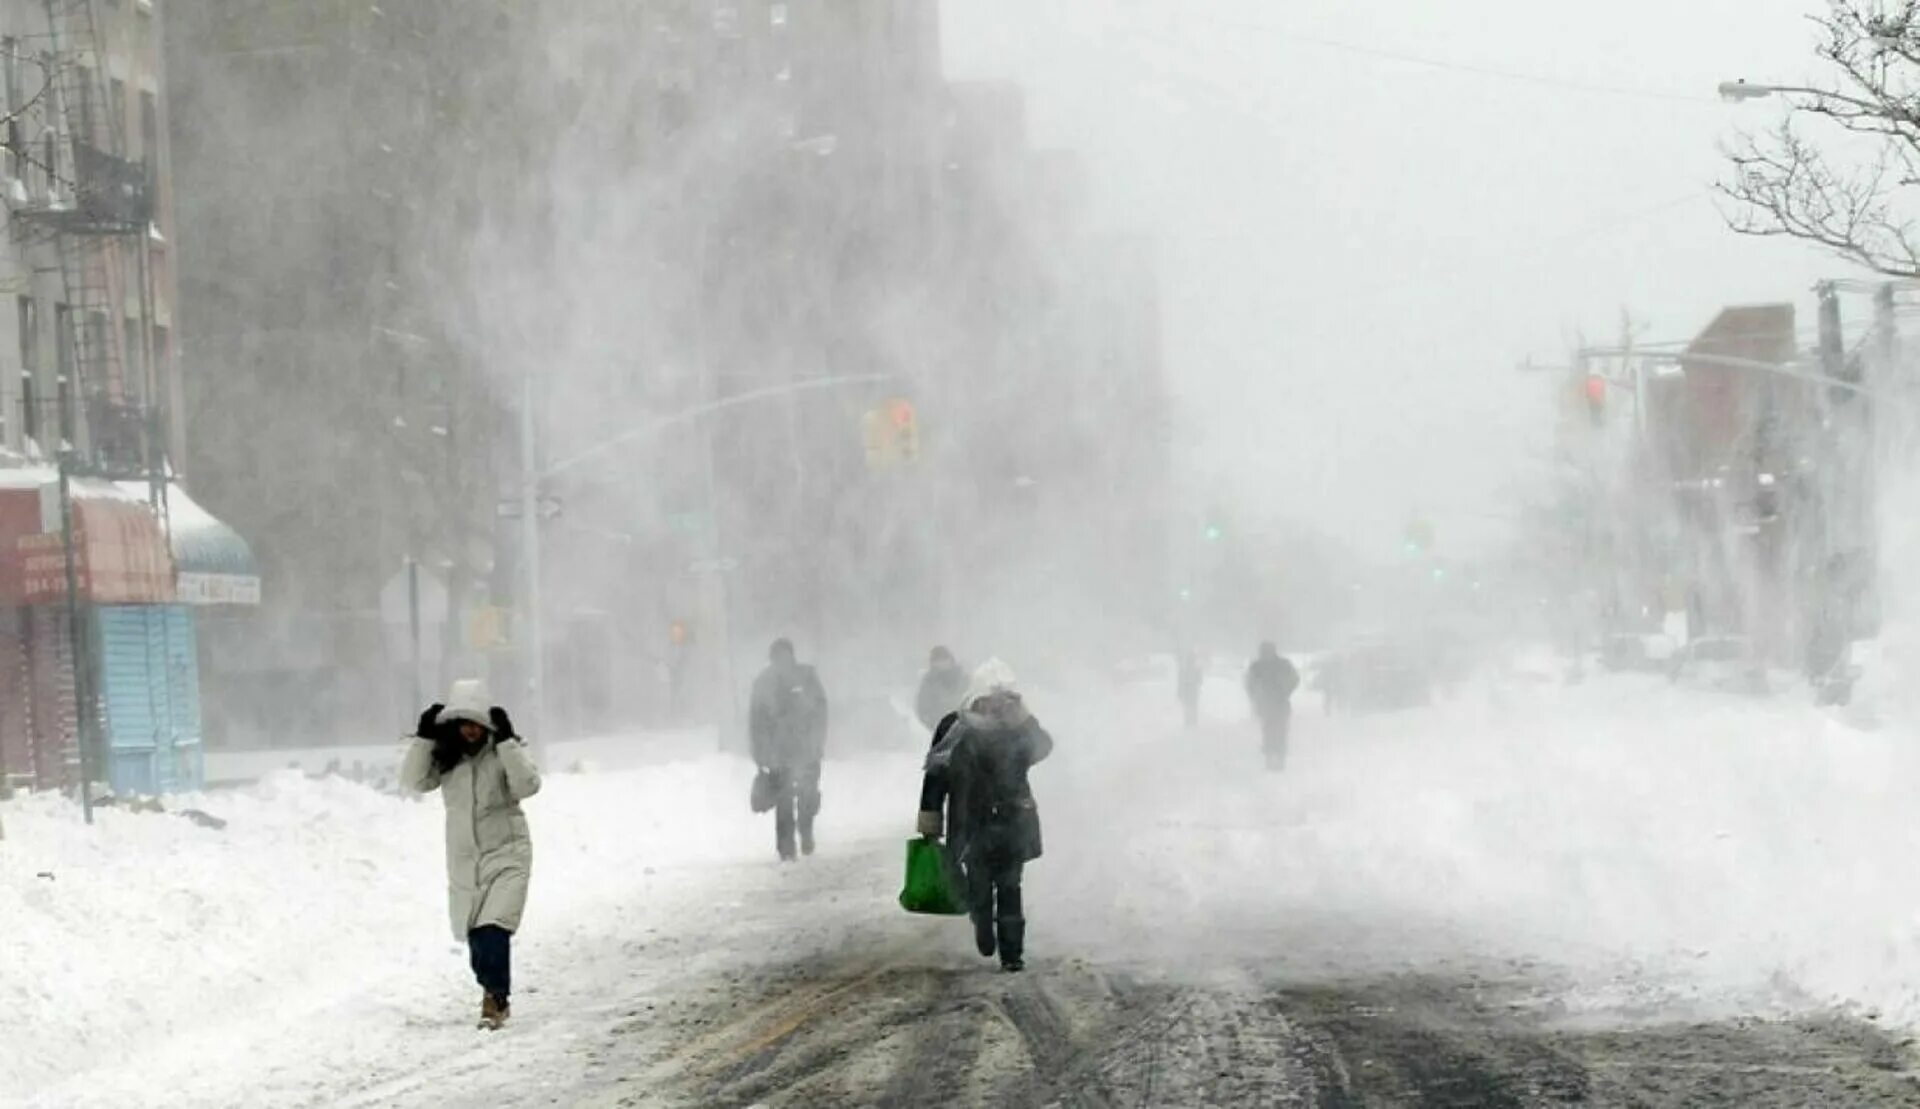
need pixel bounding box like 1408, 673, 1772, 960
920, 708, 1053, 866
915, 662, 970, 730
1245, 654, 1300, 719
749, 663, 829, 769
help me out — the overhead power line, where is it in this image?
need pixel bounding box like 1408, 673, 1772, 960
1190, 19, 1719, 107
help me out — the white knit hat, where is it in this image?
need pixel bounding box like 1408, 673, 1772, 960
441, 679, 493, 728
961, 658, 1019, 710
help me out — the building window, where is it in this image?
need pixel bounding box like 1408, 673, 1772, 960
73, 65, 92, 146
53, 303, 72, 444
17, 296, 34, 443
108, 77, 125, 155
85, 309, 106, 371
123, 316, 142, 401
138, 89, 157, 193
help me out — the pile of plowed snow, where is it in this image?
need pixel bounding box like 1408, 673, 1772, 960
0, 743, 922, 1104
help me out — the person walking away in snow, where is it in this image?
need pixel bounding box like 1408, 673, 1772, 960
1245, 642, 1300, 771
915, 645, 969, 732
1177, 650, 1204, 729
400, 679, 542, 1030
749, 638, 829, 861
918, 659, 1053, 972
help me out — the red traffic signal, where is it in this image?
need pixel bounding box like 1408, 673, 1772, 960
1580, 374, 1607, 424
889, 399, 916, 428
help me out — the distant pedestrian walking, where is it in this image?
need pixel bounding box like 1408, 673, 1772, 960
1245, 642, 1300, 772
919, 659, 1054, 972
916, 645, 969, 731
1177, 650, 1204, 729
401, 680, 542, 1030
750, 638, 830, 861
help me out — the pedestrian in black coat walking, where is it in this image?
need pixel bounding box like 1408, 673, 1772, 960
918, 659, 1053, 972
1245, 642, 1300, 771
749, 638, 829, 861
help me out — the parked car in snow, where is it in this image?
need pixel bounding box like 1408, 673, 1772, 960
1315, 642, 1432, 715
1601, 631, 1677, 673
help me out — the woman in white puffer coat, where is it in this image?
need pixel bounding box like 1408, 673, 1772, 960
401, 679, 542, 1030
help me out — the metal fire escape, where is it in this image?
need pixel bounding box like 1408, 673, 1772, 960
8, 0, 159, 486
1, 0, 166, 798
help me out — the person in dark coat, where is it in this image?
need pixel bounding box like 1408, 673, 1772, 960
915, 645, 969, 731
1177, 650, 1204, 729
918, 659, 1053, 972
1245, 642, 1300, 771
749, 638, 829, 861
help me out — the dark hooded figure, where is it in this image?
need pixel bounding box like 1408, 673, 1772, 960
749, 638, 829, 861
915, 645, 969, 731
918, 659, 1053, 972
1245, 642, 1300, 771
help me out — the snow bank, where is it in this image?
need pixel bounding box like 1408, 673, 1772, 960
1, 748, 920, 1104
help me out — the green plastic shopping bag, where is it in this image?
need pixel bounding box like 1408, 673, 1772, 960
898, 837, 968, 916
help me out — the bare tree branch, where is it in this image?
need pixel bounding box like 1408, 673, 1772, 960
1720, 1, 1920, 277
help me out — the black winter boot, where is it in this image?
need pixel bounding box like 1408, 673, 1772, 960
997, 917, 1026, 972
972, 911, 997, 958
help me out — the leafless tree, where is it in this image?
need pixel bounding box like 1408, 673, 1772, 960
1721, 2, 1920, 276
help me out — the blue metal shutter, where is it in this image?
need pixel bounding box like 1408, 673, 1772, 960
163, 605, 204, 790
97, 606, 166, 794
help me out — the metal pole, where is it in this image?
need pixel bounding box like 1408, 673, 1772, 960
520, 371, 545, 746
695, 217, 739, 752
406, 556, 421, 711
58, 454, 91, 824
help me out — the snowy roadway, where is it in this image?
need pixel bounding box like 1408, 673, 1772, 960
8, 669, 1920, 1105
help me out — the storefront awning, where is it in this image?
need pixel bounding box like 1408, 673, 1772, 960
136, 484, 261, 606
0, 472, 176, 604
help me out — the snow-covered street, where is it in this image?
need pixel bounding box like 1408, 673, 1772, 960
8, 669, 1920, 1105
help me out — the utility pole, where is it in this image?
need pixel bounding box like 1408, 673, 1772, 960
519, 371, 545, 747
406, 555, 422, 711
57, 452, 92, 825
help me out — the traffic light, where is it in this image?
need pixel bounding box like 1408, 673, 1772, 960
890, 399, 918, 463
669, 619, 689, 647
1203, 522, 1223, 542
863, 399, 920, 468
1581, 374, 1607, 425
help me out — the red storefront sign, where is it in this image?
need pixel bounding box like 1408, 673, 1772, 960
0, 482, 174, 604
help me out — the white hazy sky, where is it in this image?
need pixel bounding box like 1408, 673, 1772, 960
942, 1, 1849, 557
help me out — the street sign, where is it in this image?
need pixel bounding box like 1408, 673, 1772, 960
496, 496, 564, 521
688, 556, 740, 575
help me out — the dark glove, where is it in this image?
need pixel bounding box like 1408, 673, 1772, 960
488, 706, 517, 740
415, 704, 444, 739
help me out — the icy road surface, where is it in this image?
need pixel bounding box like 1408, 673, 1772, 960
7, 669, 1920, 1105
